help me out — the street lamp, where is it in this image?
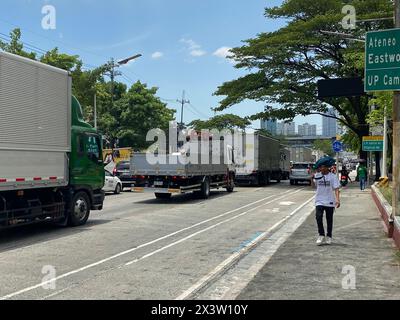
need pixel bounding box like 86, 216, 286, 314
107, 53, 142, 103
95, 53, 142, 146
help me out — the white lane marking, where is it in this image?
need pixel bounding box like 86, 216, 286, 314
279, 201, 296, 206
175, 195, 316, 300
125, 189, 304, 266
0, 188, 299, 300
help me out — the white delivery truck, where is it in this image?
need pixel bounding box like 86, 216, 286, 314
234, 133, 283, 186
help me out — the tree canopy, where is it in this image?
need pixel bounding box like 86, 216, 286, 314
214, 0, 393, 157
189, 114, 251, 131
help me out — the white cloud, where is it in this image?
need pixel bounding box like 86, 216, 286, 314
151, 51, 164, 59
180, 38, 201, 50
213, 46, 235, 63
180, 38, 207, 58
190, 49, 207, 57
213, 47, 232, 58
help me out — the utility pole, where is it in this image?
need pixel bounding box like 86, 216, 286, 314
392, 0, 400, 221
177, 90, 190, 129
105, 54, 142, 105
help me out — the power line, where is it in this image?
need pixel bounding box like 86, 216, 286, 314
188, 102, 210, 120
0, 33, 100, 71
0, 18, 110, 60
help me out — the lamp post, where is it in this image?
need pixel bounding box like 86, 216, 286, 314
105, 54, 142, 104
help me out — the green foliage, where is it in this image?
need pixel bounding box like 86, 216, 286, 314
111, 82, 175, 149
313, 140, 334, 157
0, 28, 36, 60
214, 0, 393, 157
189, 114, 250, 131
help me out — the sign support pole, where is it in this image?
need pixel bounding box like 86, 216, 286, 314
382, 105, 388, 178
392, 0, 400, 221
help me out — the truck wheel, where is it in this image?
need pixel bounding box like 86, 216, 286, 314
114, 184, 122, 195
155, 193, 172, 199
290, 180, 295, 186
69, 192, 90, 227
201, 178, 211, 199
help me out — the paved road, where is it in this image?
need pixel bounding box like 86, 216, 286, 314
0, 182, 315, 300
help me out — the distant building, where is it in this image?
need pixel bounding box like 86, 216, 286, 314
261, 119, 277, 136
322, 108, 338, 138
277, 121, 296, 136
298, 123, 317, 136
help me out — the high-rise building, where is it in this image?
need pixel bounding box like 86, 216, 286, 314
261, 119, 277, 136
298, 123, 317, 136
322, 108, 338, 138
277, 121, 296, 136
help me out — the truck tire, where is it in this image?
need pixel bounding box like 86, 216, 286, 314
69, 192, 91, 227
290, 180, 295, 186
201, 178, 211, 199
155, 193, 172, 199
265, 174, 271, 185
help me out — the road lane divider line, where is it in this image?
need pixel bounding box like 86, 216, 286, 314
125, 189, 305, 266
175, 195, 316, 300
0, 188, 301, 300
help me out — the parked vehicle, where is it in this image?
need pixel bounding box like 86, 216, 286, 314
103, 171, 122, 194
289, 162, 314, 186
130, 131, 235, 199
0, 51, 105, 229
113, 161, 136, 190
235, 133, 283, 186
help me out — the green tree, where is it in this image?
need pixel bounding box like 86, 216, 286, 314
313, 140, 334, 157
189, 114, 250, 131
0, 28, 36, 60
214, 0, 393, 159
110, 81, 175, 149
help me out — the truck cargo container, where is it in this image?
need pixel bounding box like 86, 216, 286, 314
0, 51, 105, 229
130, 131, 235, 199
235, 133, 283, 186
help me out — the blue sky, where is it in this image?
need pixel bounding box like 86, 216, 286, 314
0, 0, 321, 132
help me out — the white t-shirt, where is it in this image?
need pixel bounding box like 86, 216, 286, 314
314, 172, 340, 207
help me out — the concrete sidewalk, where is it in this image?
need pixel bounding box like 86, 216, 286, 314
238, 183, 400, 300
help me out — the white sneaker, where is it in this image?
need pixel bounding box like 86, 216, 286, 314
316, 236, 325, 246
326, 237, 332, 245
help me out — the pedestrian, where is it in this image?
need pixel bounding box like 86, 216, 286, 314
357, 163, 368, 191
313, 157, 341, 246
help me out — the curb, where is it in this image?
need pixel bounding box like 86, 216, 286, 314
371, 184, 400, 249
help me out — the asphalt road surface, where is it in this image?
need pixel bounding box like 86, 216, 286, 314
0, 182, 315, 300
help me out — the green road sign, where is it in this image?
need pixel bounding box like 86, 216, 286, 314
362, 136, 384, 152
365, 28, 400, 92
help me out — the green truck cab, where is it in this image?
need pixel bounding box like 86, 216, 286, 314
67, 96, 105, 226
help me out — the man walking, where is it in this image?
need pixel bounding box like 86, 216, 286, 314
313, 157, 341, 246
357, 163, 368, 191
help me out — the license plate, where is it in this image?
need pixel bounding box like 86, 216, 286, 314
154, 181, 164, 187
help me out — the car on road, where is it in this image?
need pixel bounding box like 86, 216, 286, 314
289, 162, 314, 186
113, 161, 135, 190
103, 170, 122, 194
